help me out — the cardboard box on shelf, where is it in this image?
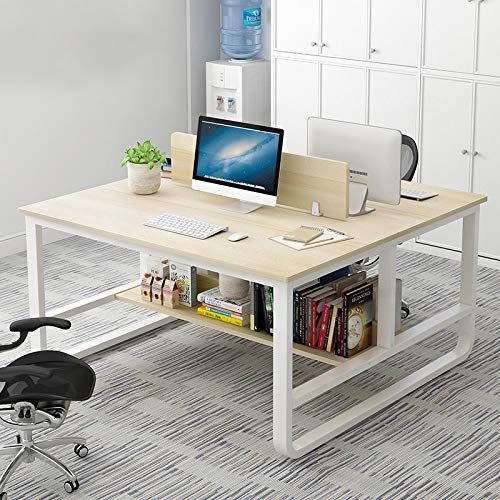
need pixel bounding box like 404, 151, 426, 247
162, 279, 179, 308
152, 276, 165, 305
141, 273, 154, 302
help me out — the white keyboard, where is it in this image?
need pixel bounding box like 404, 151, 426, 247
401, 187, 439, 201
144, 213, 228, 239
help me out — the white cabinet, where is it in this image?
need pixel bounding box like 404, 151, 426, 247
473, 83, 500, 257
420, 77, 473, 250
321, 64, 366, 124
321, 0, 368, 60
274, 58, 319, 155
423, 0, 476, 73
476, 0, 500, 77
368, 70, 418, 138
272, 0, 500, 261
275, 0, 320, 55
370, 0, 420, 67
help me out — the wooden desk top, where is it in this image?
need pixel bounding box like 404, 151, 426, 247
19, 180, 486, 283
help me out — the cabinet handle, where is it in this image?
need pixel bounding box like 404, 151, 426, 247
321, 43, 328, 48
473, 151, 479, 157
311, 41, 318, 47
461, 149, 470, 155
370, 48, 377, 54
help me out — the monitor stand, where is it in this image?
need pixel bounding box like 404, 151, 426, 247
221, 200, 263, 214
349, 182, 376, 217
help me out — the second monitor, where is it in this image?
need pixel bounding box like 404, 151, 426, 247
192, 116, 284, 213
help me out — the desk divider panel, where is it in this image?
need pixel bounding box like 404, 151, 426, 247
171, 132, 350, 220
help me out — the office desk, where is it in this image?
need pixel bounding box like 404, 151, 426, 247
20, 179, 486, 458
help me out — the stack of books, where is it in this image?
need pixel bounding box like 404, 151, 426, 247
197, 287, 250, 327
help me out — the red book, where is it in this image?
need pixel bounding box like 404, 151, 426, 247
311, 298, 318, 348
317, 303, 331, 350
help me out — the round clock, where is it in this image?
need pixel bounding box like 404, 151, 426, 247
347, 313, 363, 350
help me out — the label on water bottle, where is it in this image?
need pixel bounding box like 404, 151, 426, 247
243, 8, 261, 27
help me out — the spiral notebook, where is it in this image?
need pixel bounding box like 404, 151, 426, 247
271, 226, 352, 251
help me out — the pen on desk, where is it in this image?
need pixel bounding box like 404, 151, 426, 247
326, 228, 347, 236
304, 236, 336, 247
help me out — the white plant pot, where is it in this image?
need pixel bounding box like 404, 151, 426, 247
219, 275, 249, 300
127, 162, 161, 195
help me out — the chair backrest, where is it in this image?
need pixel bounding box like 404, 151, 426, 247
401, 135, 419, 181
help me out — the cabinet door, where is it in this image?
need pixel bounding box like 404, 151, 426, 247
321, 64, 367, 124
275, 0, 320, 55
476, 0, 500, 77
368, 71, 418, 139
274, 58, 319, 155
423, 0, 476, 73
321, 0, 368, 60
370, 0, 420, 67
420, 77, 473, 250
473, 83, 500, 258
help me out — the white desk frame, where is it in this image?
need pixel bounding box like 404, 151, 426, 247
24, 206, 479, 459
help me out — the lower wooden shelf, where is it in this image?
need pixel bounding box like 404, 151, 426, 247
115, 286, 347, 367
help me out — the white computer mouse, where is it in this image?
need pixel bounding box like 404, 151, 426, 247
228, 233, 249, 242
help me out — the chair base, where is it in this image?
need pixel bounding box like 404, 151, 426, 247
0, 430, 87, 496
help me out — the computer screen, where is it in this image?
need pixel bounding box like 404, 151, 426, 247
193, 117, 284, 197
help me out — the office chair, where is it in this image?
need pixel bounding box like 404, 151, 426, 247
0, 317, 96, 499
401, 135, 419, 182
350, 134, 419, 318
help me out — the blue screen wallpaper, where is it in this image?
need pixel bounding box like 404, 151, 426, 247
195, 122, 281, 194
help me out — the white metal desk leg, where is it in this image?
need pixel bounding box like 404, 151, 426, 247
26, 219, 47, 351
377, 245, 397, 348
456, 208, 480, 357
273, 282, 296, 457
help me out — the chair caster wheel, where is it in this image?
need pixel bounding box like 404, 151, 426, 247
64, 479, 79, 493
401, 305, 410, 319
0, 491, 8, 499
74, 444, 88, 458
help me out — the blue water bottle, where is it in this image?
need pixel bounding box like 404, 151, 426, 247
221, 0, 263, 60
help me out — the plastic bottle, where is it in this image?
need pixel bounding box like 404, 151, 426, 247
221, 0, 263, 60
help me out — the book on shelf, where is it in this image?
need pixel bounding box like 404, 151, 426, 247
259, 285, 273, 335
249, 282, 255, 331
197, 306, 249, 327
169, 261, 197, 307
341, 282, 374, 358
201, 304, 246, 320
197, 287, 250, 315
252, 283, 269, 334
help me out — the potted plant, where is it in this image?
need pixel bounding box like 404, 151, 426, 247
121, 140, 167, 195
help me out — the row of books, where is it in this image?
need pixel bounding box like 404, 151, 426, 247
293, 271, 377, 357
195, 271, 378, 359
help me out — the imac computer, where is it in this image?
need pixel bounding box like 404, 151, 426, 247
307, 117, 402, 216
192, 116, 284, 213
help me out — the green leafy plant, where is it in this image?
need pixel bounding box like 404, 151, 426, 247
121, 140, 167, 170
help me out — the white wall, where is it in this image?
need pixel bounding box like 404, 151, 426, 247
0, 0, 188, 246
262, 0, 272, 60
187, 0, 221, 133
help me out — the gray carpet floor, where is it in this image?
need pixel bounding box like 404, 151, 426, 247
0, 236, 498, 500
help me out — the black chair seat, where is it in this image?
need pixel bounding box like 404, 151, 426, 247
0, 351, 96, 405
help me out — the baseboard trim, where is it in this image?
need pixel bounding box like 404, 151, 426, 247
0, 228, 70, 258
402, 241, 500, 270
